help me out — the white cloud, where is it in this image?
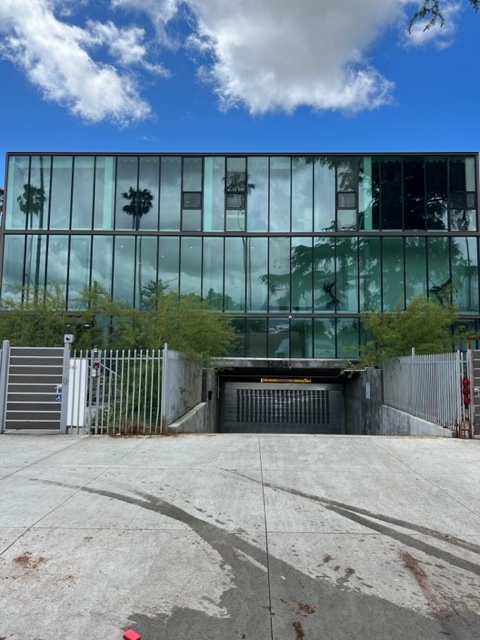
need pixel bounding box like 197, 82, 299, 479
0, 0, 152, 124
117, 0, 403, 113
0, 0, 460, 123
85, 20, 168, 74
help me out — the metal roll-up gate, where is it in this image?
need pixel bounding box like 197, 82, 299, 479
221, 382, 345, 434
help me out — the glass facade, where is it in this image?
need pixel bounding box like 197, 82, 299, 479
2, 153, 479, 357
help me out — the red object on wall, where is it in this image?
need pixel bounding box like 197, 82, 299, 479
123, 630, 141, 640
462, 377, 471, 405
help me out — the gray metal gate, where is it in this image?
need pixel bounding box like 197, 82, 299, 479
2, 346, 64, 430
221, 382, 345, 434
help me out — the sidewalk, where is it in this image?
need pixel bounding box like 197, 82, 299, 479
1, 433, 480, 639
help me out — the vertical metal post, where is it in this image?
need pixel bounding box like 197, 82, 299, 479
60, 335, 74, 434
160, 343, 168, 434
0, 340, 11, 434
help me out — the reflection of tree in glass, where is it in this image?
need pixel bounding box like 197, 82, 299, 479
122, 187, 153, 231
263, 238, 354, 311
17, 183, 47, 292
122, 187, 153, 307
224, 171, 255, 231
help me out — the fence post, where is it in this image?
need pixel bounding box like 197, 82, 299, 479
160, 343, 168, 434
60, 335, 73, 434
0, 340, 10, 434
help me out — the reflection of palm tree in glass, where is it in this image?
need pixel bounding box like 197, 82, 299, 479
17, 183, 47, 294
122, 187, 153, 307
224, 172, 255, 308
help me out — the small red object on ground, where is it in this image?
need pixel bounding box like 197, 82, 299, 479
123, 630, 141, 640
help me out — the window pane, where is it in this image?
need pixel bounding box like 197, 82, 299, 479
6, 156, 30, 229
291, 318, 313, 358
291, 237, 313, 313
160, 157, 181, 231
268, 237, 290, 311
337, 210, 357, 230
380, 157, 402, 230
182, 210, 202, 231
426, 156, 447, 230
2, 235, 25, 295
94, 157, 115, 230
183, 192, 202, 208
314, 158, 336, 232
159, 237, 179, 292
225, 237, 245, 311
228, 318, 246, 356
405, 237, 426, 304
137, 237, 158, 308
246, 237, 268, 312
336, 237, 358, 313
247, 157, 268, 231
138, 157, 160, 230
183, 157, 202, 191
68, 236, 91, 309
50, 156, 73, 229
29, 156, 51, 231
180, 237, 202, 297
450, 209, 473, 231
115, 157, 138, 230
269, 157, 290, 232
337, 158, 357, 191
71, 156, 94, 230
292, 158, 313, 232
92, 236, 113, 292
313, 237, 335, 312
225, 208, 246, 231
268, 318, 289, 358
382, 237, 404, 311
359, 157, 377, 230
46, 236, 69, 291
428, 237, 450, 303
246, 318, 267, 357
203, 157, 225, 231
25, 235, 47, 296
359, 237, 381, 310
451, 237, 478, 312
113, 237, 135, 304
404, 158, 425, 230
314, 318, 335, 358
337, 318, 360, 358
450, 156, 476, 191
203, 237, 224, 310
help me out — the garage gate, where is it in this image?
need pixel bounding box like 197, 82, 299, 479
221, 382, 345, 434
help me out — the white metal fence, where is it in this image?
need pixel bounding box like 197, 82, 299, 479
68, 349, 164, 435
383, 352, 464, 429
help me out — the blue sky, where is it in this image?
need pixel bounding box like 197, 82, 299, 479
0, 0, 479, 184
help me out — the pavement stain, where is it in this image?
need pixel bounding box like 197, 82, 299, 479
13, 552, 47, 569
297, 602, 315, 614
230, 471, 480, 578
33, 478, 480, 639
293, 620, 304, 639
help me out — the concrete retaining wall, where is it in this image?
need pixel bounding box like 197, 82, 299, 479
345, 368, 384, 435
167, 402, 210, 433
381, 405, 453, 437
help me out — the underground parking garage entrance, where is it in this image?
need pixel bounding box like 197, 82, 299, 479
218, 359, 349, 434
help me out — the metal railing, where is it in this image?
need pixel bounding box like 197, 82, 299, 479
383, 352, 463, 429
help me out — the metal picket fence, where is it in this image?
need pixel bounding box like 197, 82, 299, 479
68, 349, 163, 435
383, 351, 464, 429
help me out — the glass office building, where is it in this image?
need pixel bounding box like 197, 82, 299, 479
1, 152, 479, 359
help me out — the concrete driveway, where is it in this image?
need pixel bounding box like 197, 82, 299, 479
1, 433, 480, 640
